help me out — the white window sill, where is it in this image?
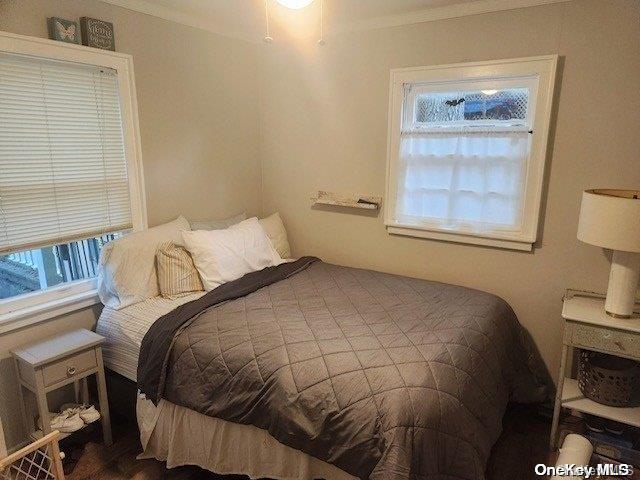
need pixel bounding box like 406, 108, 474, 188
0, 289, 101, 335
387, 225, 534, 251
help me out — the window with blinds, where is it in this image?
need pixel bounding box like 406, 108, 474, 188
0, 53, 132, 256
385, 57, 558, 250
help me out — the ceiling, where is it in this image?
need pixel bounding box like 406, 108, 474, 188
101, 0, 568, 41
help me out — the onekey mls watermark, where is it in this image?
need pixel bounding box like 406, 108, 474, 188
535, 463, 634, 478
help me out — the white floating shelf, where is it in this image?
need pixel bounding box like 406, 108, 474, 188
561, 378, 640, 428
311, 191, 382, 210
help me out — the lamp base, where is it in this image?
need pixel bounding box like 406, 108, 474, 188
605, 250, 640, 318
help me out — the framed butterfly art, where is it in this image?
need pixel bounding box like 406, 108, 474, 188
47, 17, 80, 44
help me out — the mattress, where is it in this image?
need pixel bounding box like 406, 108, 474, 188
96, 292, 204, 380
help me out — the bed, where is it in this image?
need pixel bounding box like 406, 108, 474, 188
96, 256, 548, 480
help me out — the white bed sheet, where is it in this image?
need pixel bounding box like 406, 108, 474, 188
96, 292, 204, 380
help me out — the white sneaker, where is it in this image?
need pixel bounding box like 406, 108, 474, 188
79, 405, 100, 424
38, 411, 84, 433
60, 403, 101, 424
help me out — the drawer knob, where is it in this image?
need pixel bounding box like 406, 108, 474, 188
67, 366, 76, 376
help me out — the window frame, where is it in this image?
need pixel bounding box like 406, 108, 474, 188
384, 55, 558, 251
0, 31, 147, 332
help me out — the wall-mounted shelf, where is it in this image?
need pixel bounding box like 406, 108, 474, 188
311, 191, 382, 210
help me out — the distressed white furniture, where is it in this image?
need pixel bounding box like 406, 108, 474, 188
311, 191, 382, 211
550, 292, 640, 450
12, 329, 112, 446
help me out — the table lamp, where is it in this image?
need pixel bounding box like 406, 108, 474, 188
577, 189, 640, 318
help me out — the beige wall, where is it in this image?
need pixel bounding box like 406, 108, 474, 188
260, 0, 640, 384
0, 0, 261, 450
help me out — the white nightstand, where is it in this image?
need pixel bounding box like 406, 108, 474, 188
12, 329, 112, 446
550, 291, 640, 450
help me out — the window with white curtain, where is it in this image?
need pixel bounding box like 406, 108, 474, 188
385, 56, 558, 251
0, 32, 145, 327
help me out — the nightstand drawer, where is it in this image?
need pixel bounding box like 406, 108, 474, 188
572, 323, 640, 358
42, 349, 97, 387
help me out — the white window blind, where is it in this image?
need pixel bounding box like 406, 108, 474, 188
0, 53, 132, 255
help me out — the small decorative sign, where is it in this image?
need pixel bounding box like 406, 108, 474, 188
80, 17, 115, 51
47, 17, 80, 44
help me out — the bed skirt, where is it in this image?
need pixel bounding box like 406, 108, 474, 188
137, 395, 357, 480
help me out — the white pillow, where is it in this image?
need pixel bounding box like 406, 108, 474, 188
98, 216, 191, 309
182, 217, 284, 291
259, 212, 291, 259
190, 212, 246, 231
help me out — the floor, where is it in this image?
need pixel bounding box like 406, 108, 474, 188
63, 404, 554, 480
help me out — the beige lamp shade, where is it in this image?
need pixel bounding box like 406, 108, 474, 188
577, 189, 640, 253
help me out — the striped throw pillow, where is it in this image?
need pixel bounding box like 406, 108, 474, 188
156, 242, 204, 298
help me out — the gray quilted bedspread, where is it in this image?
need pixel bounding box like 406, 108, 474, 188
161, 261, 547, 480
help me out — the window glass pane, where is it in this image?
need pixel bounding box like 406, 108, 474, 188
414, 88, 529, 125
0, 232, 122, 301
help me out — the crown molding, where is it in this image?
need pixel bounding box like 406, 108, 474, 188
341, 0, 572, 33
99, 0, 257, 42
100, 0, 572, 42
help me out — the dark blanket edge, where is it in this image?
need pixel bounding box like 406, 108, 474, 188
137, 256, 320, 404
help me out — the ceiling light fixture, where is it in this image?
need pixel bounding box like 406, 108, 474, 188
481, 90, 499, 95
276, 0, 314, 9
264, 0, 325, 45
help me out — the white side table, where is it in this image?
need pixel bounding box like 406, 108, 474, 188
550, 292, 640, 450
12, 329, 113, 446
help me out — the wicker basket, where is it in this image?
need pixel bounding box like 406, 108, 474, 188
578, 350, 640, 407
